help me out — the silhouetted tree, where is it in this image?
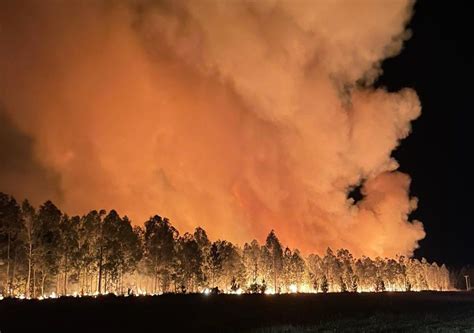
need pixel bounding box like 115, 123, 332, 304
307, 254, 323, 291
351, 275, 359, 292
243, 240, 262, 284
265, 230, 283, 293
0, 192, 456, 297
77, 210, 103, 294
144, 215, 177, 293
20, 200, 36, 297
209, 241, 222, 288
175, 233, 203, 292
35, 200, 62, 295
193, 227, 211, 287
289, 250, 306, 291
208, 240, 245, 291
58, 214, 79, 295
321, 275, 329, 293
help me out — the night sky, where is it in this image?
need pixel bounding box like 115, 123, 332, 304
378, 1, 473, 266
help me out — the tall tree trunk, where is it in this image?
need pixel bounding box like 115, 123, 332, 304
78, 268, 82, 295
119, 269, 123, 294
5, 232, 10, 295
26, 241, 33, 297
273, 256, 277, 293
41, 272, 46, 297
87, 270, 90, 294
104, 270, 108, 293
63, 255, 68, 295
11, 251, 17, 296
33, 267, 36, 298
98, 246, 103, 294
90, 271, 94, 294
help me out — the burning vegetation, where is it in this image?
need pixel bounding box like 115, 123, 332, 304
1, 193, 450, 299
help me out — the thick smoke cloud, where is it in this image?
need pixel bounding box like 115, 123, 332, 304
0, 0, 424, 257
0, 107, 62, 203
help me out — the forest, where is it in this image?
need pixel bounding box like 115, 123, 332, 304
0, 192, 451, 299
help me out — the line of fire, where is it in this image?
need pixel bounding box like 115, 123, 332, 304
1, 193, 463, 300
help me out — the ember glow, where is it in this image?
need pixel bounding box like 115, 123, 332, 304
0, 0, 425, 258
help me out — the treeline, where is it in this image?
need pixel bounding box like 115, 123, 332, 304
0, 193, 451, 298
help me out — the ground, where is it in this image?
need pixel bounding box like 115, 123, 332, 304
1, 292, 474, 332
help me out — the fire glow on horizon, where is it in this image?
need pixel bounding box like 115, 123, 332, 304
1, 0, 424, 258
0, 285, 447, 302
0, 284, 450, 302
0, 204, 452, 301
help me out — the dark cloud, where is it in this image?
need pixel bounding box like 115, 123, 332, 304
0, 106, 61, 204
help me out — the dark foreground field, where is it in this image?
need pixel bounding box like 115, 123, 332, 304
1, 292, 474, 332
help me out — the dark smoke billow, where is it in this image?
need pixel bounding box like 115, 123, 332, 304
0, 0, 424, 257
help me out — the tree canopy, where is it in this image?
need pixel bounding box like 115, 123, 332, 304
0, 192, 452, 298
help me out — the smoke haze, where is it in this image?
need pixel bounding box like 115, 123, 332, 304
0, 0, 424, 257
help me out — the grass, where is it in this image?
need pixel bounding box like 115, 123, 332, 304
253, 312, 474, 333
1, 292, 474, 332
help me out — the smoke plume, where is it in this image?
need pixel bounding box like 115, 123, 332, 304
0, 0, 424, 257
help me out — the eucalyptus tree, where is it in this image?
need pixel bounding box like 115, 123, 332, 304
289, 250, 306, 291
35, 200, 62, 295
143, 215, 178, 293
58, 214, 79, 295
264, 230, 283, 293
175, 233, 203, 292
243, 240, 262, 284
307, 254, 326, 291
0, 193, 21, 295
0, 193, 22, 295
21, 199, 36, 297
76, 210, 102, 294
208, 240, 245, 291
193, 227, 211, 286
101, 210, 123, 292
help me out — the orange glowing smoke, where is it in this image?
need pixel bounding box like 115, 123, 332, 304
0, 0, 424, 257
